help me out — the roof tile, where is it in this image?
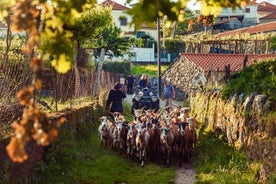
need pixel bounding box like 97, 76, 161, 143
215, 21, 276, 37
180, 53, 276, 72
101, 0, 129, 11
258, 1, 276, 12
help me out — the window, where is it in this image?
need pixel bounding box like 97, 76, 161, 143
120, 17, 127, 26
245, 8, 250, 13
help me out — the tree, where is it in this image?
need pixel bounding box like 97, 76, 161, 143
174, 8, 198, 36
71, 5, 138, 96
72, 5, 113, 67
70, 5, 113, 97
271, 36, 276, 52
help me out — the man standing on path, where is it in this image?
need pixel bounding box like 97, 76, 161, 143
163, 80, 175, 108
126, 73, 134, 94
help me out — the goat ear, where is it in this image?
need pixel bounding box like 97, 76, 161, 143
169, 111, 175, 117
194, 114, 197, 118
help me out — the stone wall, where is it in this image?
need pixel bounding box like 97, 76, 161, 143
189, 91, 276, 183
161, 57, 206, 101
162, 56, 203, 92
0, 100, 103, 183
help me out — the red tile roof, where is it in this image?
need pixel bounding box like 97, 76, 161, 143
214, 17, 237, 25
180, 53, 276, 72
260, 11, 276, 19
101, 0, 129, 11
258, 1, 276, 12
214, 21, 276, 37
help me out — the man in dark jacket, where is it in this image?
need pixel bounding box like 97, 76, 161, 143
106, 82, 126, 114
126, 73, 134, 94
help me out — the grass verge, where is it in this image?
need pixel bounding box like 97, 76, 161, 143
194, 127, 259, 184
33, 102, 175, 184
131, 64, 169, 77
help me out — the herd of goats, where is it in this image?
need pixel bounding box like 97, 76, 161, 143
98, 106, 199, 168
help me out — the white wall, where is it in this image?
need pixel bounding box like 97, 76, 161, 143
217, 4, 259, 25
130, 46, 155, 62
111, 10, 135, 34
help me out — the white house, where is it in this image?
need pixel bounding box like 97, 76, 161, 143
100, 0, 171, 62
214, 1, 276, 31
215, 3, 259, 30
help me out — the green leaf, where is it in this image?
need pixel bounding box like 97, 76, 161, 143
51, 53, 72, 74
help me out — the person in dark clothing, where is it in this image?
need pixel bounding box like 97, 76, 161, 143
138, 73, 150, 89
126, 73, 134, 94
106, 82, 126, 114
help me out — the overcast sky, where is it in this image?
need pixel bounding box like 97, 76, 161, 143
98, 0, 276, 10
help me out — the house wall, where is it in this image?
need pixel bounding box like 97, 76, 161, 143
108, 5, 159, 62
138, 28, 158, 41
216, 4, 259, 29
130, 46, 155, 62
111, 10, 134, 34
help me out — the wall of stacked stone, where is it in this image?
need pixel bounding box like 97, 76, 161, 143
189, 91, 276, 183
161, 57, 204, 101
161, 57, 227, 101
0, 100, 103, 183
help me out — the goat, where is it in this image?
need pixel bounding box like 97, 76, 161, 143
126, 122, 137, 160
148, 116, 161, 163
110, 112, 125, 121
98, 116, 110, 147
186, 115, 199, 151
171, 122, 187, 167
110, 120, 128, 155
159, 126, 174, 167
135, 122, 150, 167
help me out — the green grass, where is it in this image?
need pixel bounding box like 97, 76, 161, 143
131, 64, 169, 77
33, 102, 175, 184
194, 127, 259, 184
33, 127, 175, 184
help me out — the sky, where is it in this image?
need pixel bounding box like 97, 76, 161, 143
98, 0, 276, 10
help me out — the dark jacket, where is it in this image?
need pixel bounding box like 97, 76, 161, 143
139, 79, 149, 89
126, 76, 134, 86
106, 89, 126, 113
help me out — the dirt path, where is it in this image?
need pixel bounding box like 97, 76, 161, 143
125, 94, 196, 183
174, 164, 196, 184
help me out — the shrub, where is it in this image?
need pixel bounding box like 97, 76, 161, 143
102, 61, 130, 75
222, 59, 276, 110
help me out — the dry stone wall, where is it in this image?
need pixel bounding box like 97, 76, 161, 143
162, 57, 205, 100
0, 101, 103, 183
189, 91, 276, 183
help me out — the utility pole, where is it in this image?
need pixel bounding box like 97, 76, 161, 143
157, 18, 161, 97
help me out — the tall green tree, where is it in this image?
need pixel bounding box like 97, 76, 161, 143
72, 5, 113, 66
71, 5, 138, 95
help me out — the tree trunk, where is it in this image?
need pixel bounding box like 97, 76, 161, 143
4, 15, 11, 63
74, 43, 81, 98
93, 48, 105, 96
